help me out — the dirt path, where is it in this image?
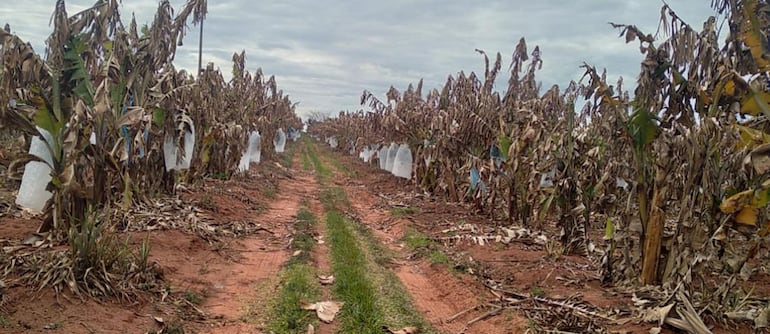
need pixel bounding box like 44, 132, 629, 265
310, 143, 525, 333
197, 164, 321, 333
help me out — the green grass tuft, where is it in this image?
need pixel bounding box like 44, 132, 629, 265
427, 250, 451, 265
403, 230, 431, 250
262, 184, 278, 200
319, 187, 349, 211
530, 286, 546, 297
403, 230, 452, 268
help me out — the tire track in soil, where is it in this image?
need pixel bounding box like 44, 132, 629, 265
336, 168, 528, 333
198, 162, 319, 334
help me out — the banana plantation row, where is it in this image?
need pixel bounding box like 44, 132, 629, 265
2, 0, 770, 317
307, 0, 770, 295
0, 0, 301, 234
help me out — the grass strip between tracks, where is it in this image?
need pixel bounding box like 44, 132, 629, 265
310, 139, 436, 333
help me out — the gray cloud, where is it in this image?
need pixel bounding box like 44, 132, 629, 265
2, 1, 717, 120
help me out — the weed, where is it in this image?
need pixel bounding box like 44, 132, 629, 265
241, 275, 281, 326
328, 156, 355, 177
138, 232, 151, 271
530, 286, 546, 297
403, 231, 431, 250
427, 250, 451, 265
162, 320, 186, 334
525, 318, 542, 333
251, 201, 267, 214
296, 208, 316, 223
545, 239, 564, 259
308, 141, 435, 332
184, 289, 203, 305
389, 206, 420, 216
62, 207, 159, 298
198, 263, 209, 275
0, 316, 10, 329
69, 211, 132, 275
262, 184, 278, 200
211, 171, 229, 180
350, 217, 394, 268
319, 187, 348, 211
197, 195, 218, 212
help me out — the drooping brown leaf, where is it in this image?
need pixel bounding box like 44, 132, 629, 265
300, 301, 343, 323
641, 304, 674, 326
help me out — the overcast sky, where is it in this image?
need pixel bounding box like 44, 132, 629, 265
1, 1, 718, 120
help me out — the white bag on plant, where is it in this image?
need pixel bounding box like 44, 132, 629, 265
392, 144, 413, 179
16, 128, 54, 213
249, 131, 261, 163
238, 131, 261, 172
179, 123, 195, 170
237, 152, 250, 173
162, 123, 196, 171
539, 169, 556, 188
288, 128, 300, 142
385, 142, 398, 172
274, 128, 286, 153
369, 145, 378, 162
378, 146, 388, 170
163, 134, 176, 171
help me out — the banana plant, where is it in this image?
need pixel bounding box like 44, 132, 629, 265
1, 0, 299, 236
